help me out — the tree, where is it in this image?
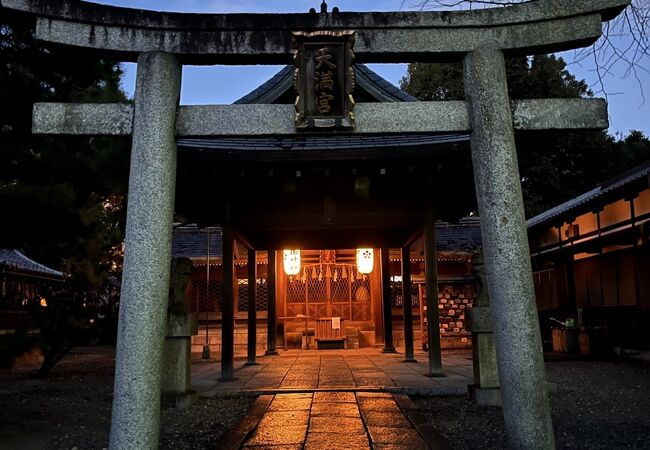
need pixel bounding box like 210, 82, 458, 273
401, 0, 649, 100
0, 14, 130, 374
400, 54, 650, 216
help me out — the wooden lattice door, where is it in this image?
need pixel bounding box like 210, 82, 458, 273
285, 263, 371, 321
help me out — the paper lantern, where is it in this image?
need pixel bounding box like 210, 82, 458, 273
283, 250, 301, 276
356, 248, 374, 274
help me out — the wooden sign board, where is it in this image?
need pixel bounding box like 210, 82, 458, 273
293, 30, 356, 130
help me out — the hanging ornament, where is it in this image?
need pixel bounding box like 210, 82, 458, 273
311, 266, 317, 279
325, 265, 332, 278
333, 269, 339, 282
342, 266, 348, 279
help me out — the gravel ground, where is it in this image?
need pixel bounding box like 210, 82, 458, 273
0, 347, 252, 450
413, 359, 650, 450
3, 349, 649, 450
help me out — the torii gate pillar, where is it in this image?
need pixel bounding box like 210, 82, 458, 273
109, 51, 181, 450
464, 47, 554, 450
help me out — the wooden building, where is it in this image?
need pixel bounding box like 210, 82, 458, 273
172, 218, 482, 357
527, 162, 650, 350
170, 64, 479, 361
0, 249, 65, 332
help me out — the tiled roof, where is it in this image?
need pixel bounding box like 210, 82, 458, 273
527, 160, 650, 229
170, 219, 482, 258
354, 64, 417, 103
179, 64, 467, 158
171, 225, 223, 259
0, 249, 65, 279
234, 64, 416, 105
435, 217, 483, 252
234, 65, 294, 105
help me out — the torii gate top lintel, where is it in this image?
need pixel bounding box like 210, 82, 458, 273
1, 0, 630, 64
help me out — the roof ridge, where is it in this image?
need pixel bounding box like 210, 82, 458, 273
234, 64, 416, 105
0, 249, 65, 278
527, 161, 650, 228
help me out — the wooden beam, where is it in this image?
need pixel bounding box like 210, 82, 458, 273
246, 249, 258, 366
265, 250, 278, 355
381, 247, 396, 353
401, 246, 416, 362
219, 225, 235, 381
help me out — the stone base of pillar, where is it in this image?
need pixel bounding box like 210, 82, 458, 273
218, 375, 237, 382
244, 361, 260, 366
425, 371, 446, 378
382, 346, 397, 353
265, 350, 279, 356
162, 312, 198, 407
162, 390, 198, 410
402, 358, 418, 363
468, 384, 502, 406
468, 304, 501, 406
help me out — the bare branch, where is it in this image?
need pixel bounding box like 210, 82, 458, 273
401, 0, 649, 103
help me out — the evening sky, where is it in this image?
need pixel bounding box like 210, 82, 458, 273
96, 0, 649, 136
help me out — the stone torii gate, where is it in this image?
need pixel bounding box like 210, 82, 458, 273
0, 0, 629, 448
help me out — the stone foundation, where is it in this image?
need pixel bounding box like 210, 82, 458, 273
191, 324, 269, 358
192, 321, 472, 358
191, 321, 380, 357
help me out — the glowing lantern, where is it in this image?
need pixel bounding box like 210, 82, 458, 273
283, 250, 301, 276
39, 298, 48, 308
356, 248, 374, 274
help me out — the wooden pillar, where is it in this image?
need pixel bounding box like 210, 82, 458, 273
381, 247, 396, 353
219, 226, 235, 381
424, 221, 444, 376
246, 249, 258, 366
266, 250, 278, 355
401, 246, 416, 362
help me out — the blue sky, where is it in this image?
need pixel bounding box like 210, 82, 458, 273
97, 0, 649, 137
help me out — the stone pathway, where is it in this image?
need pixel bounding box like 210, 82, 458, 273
193, 349, 473, 396
220, 391, 446, 449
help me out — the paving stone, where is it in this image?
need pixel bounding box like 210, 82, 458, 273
313, 391, 357, 403
308, 415, 366, 433
304, 431, 370, 450
245, 445, 303, 450
356, 398, 402, 413
245, 425, 308, 446
280, 381, 319, 389
275, 393, 314, 399
193, 348, 474, 398
268, 396, 313, 411
318, 381, 356, 388
361, 410, 412, 428
257, 410, 310, 428
353, 375, 393, 387
356, 392, 393, 398
373, 443, 430, 450
367, 426, 427, 446
243, 380, 284, 389
310, 402, 361, 417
